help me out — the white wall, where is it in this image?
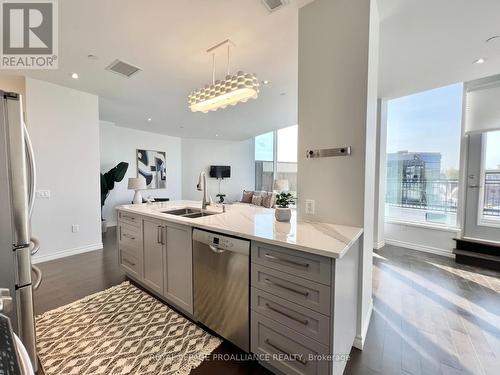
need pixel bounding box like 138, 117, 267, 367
374, 99, 387, 249
297, 0, 379, 350
181, 138, 255, 203
99, 121, 182, 225
25, 78, 102, 263
385, 222, 458, 257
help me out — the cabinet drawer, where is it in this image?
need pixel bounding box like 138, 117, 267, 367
252, 242, 331, 285
252, 264, 331, 315
118, 211, 141, 228
251, 311, 329, 375
251, 288, 330, 346
119, 248, 141, 278
118, 223, 141, 250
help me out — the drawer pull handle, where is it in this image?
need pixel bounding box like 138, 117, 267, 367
264, 253, 309, 268
265, 303, 308, 326
264, 339, 308, 365
122, 258, 135, 267
122, 234, 136, 240
264, 278, 309, 297
121, 214, 136, 221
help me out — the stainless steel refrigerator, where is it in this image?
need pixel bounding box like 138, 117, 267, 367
0, 90, 41, 371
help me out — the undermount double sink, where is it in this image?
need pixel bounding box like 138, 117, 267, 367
161, 207, 219, 219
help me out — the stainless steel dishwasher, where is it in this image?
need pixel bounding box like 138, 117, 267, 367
193, 229, 250, 352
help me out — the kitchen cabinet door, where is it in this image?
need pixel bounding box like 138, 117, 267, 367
164, 223, 193, 315
142, 219, 164, 295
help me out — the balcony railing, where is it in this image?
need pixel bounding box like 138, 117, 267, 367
386, 173, 500, 218
484, 172, 500, 217
386, 178, 458, 213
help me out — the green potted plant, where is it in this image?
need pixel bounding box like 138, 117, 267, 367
275, 192, 295, 222
100, 162, 129, 232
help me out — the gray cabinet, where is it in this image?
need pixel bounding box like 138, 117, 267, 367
142, 219, 165, 295
251, 240, 361, 375
164, 222, 193, 315
118, 217, 143, 280
117, 210, 194, 316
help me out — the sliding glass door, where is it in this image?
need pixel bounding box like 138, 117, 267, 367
463, 131, 500, 242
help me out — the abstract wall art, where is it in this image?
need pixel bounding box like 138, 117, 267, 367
137, 149, 166, 189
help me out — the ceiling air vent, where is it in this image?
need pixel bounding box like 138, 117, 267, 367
105, 59, 141, 78
261, 0, 289, 13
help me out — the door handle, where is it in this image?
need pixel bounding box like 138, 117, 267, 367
265, 303, 309, 325
264, 253, 310, 268
32, 265, 42, 290
264, 339, 307, 365
30, 237, 40, 256
468, 185, 480, 188
157, 226, 162, 244
264, 278, 309, 297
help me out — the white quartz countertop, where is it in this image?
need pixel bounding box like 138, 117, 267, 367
116, 200, 363, 259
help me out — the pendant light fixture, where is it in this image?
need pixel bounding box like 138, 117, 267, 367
188, 39, 259, 113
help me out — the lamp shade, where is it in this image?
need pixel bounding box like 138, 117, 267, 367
128, 177, 146, 190
273, 179, 289, 192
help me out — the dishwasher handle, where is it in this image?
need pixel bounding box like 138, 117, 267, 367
209, 244, 226, 253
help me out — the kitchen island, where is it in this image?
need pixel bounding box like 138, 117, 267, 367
116, 200, 363, 375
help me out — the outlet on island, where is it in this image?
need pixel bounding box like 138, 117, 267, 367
305, 199, 315, 214
71, 224, 80, 233
36, 190, 51, 199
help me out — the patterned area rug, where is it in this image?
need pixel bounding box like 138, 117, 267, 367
36, 282, 222, 375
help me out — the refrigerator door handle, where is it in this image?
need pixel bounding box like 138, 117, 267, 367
31, 265, 42, 291
29, 237, 40, 256
23, 122, 36, 219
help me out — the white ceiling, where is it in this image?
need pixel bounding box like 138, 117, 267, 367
378, 0, 500, 98
12, 0, 500, 139
17, 0, 301, 140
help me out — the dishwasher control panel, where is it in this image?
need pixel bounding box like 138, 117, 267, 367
192, 229, 249, 255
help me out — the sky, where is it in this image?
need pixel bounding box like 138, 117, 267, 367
386, 83, 463, 171
485, 130, 500, 170
255, 125, 298, 162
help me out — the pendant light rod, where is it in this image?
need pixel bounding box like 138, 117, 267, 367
206, 39, 235, 83
227, 44, 230, 76
206, 39, 236, 54
212, 53, 216, 85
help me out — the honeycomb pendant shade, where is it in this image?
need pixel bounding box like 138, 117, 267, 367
188, 71, 260, 113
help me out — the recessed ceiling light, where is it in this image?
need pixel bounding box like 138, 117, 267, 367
87, 54, 99, 60
262, 80, 270, 85
473, 58, 485, 64
147, 118, 152, 122
280, 92, 286, 96
215, 134, 219, 137
71, 72, 79, 79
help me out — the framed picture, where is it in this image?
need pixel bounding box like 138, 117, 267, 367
137, 149, 166, 189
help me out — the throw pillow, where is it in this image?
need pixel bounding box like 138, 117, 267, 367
251, 195, 262, 206
241, 190, 254, 203
261, 192, 276, 208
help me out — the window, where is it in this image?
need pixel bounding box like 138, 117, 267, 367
255, 131, 274, 191
255, 125, 298, 195
385, 83, 463, 226
277, 126, 298, 195
479, 130, 500, 224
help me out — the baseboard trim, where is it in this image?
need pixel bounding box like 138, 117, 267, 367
353, 298, 373, 350
32, 243, 103, 264
373, 240, 385, 250
385, 238, 454, 258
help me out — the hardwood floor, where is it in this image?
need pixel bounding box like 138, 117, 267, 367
34, 229, 500, 374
